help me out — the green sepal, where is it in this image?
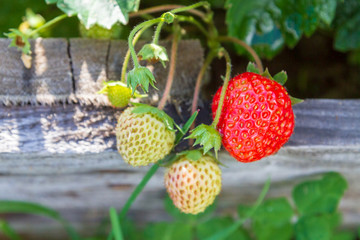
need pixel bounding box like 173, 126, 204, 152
138, 43, 169, 68
131, 103, 176, 132
4, 29, 31, 55
246, 62, 260, 74
186, 124, 222, 159
273, 71, 288, 85
177, 149, 203, 161
174, 111, 198, 145
261, 68, 273, 80
290, 96, 304, 106
127, 66, 157, 94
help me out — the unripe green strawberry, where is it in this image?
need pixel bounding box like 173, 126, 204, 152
212, 72, 295, 163
107, 84, 132, 108
116, 107, 175, 166
164, 155, 222, 214
98, 81, 132, 108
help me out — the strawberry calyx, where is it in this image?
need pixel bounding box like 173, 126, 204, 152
127, 66, 157, 94
5, 29, 31, 55
246, 62, 303, 105
186, 124, 222, 159
138, 43, 169, 68
131, 102, 179, 132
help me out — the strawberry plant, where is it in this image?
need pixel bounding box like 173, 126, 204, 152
3, 0, 359, 239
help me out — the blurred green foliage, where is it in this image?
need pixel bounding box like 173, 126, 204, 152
0, 172, 355, 240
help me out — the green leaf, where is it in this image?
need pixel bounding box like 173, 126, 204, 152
238, 197, 294, 240
4, 29, 31, 55
331, 232, 356, 240
290, 96, 304, 105
174, 111, 198, 145
138, 43, 169, 68
205, 179, 271, 240
292, 172, 348, 216
251, 198, 293, 224
246, 62, 260, 74
273, 71, 288, 85
143, 221, 192, 240
197, 217, 251, 240
333, 0, 360, 51
46, 0, 140, 28
0, 201, 80, 240
0, 220, 21, 240
253, 221, 293, 240
295, 215, 332, 240
186, 124, 222, 158
225, 0, 338, 58
127, 66, 157, 94
131, 103, 175, 131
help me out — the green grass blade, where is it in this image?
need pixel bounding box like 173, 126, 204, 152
0, 220, 21, 240
0, 201, 80, 240
109, 208, 124, 240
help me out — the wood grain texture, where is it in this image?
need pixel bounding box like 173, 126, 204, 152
0, 38, 203, 107
0, 99, 360, 239
0, 39, 73, 105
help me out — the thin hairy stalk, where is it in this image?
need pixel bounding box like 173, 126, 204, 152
217, 36, 264, 73
177, 15, 209, 37
28, 14, 68, 37
128, 18, 162, 68
170, 2, 208, 15
121, 26, 150, 83
153, 21, 165, 44
212, 48, 231, 128
191, 51, 217, 116
157, 25, 181, 110
129, 5, 206, 20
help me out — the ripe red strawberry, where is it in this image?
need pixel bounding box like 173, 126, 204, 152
164, 154, 222, 214
212, 72, 295, 163
116, 107, 175, 166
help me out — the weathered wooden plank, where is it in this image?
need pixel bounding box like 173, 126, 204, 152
0, 38, 73, 105
0, 99, 360, 238
69, 38, 110, 106
0, 38, 204, 107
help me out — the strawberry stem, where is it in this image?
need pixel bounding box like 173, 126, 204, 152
170, 1, 209, 15
121, 26, 150, 83
158, 22, 181, 110
217, 36, 263, 73
153, 20, 165, 44
211, 48, 232, 128
128, 18, 162, 68
129, 5, 206, 20
191, 50, 217, 116
28, 13, 68, 38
